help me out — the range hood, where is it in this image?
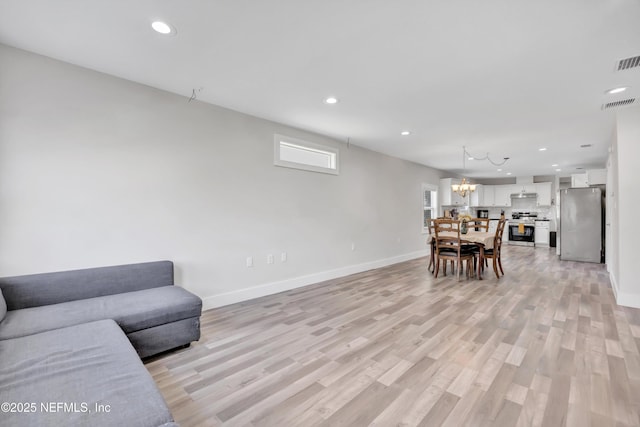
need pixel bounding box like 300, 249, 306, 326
510, 193, 537, 199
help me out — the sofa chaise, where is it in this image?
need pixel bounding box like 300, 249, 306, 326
0, 260, 202, 427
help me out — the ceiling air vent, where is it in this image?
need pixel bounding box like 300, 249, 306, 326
601, 98, 635, 110
617, 55, 640, 71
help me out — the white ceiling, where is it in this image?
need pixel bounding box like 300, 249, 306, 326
1, 0, 639, 178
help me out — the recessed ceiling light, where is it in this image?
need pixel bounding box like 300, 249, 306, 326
539, 148, 547, 151
605, 87, 628, 95
468, 157, 474, 160
506, 172, 512, 175
556, 169, 562, 172
552, 164, 558, 167
400, 131, 411, 136
324, 97, 338, 104
151, 21, 175, 35
497, 168, 502, 172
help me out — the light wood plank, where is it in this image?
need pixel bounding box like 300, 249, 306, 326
144, 245, 640, 426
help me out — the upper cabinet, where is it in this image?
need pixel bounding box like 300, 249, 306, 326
535, 182, 552, 206
441, 179, 554, 207
483, 185, 495, 206
513, 183, 536, 193
571, 173, 589, 188
470, 184, 483, 207
493, 185, 514, 207
587, 169, 607, 185
571, 169, 606, 188
439, 178, 467, 206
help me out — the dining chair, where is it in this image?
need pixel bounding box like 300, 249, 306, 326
467, 218, 490, 232
427, 218, 436, 273
428, 217, 457, 273
433, 219, 476, 280
482, 217, 507, 278
463, 218, 489, 258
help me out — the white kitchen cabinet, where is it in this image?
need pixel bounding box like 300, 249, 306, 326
503, 220, 509, 242
514, 184, 536, 194
493, 185, 514, 206
587, 169, 607, 185
535, 220, 550, 246
483, 185, 495, 206
535, 182, 552, 206
571, 173, 589, 188
571, 170, 606, 188
439, 178, 467, 207
470, 184, 483, 207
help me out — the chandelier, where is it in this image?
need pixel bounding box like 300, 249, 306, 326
450, 146, 509, 198
452, 177, 476, 198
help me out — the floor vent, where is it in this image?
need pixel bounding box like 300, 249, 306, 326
617, 55, 640, 71
602, 98, 636, 110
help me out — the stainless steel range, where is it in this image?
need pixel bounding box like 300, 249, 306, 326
509, 212, 537, 246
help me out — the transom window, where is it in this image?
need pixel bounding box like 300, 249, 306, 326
274, 134, 339, 175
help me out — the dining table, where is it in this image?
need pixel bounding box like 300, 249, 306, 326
435, 230, 495, 279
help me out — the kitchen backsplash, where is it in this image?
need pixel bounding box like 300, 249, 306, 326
442, 205, 557, 230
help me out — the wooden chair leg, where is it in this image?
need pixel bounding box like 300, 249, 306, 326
434, 257, 440, 278
492, 256, 500, 279
428, 241, 434, 273
498, 254, 504, 275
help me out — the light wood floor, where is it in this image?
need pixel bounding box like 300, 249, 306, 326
146, 246, 640, 427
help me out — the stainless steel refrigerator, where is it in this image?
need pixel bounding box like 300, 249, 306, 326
560, 187, 604, 263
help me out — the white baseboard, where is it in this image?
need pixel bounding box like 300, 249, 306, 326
610, 271, 640, 309
610, 271, 619, 299
202, 249, 429, 311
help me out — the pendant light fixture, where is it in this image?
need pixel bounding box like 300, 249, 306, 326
451, 146, 476, 198
451, 146, 510, 197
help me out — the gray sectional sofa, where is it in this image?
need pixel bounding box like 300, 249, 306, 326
0, 261, 202, 427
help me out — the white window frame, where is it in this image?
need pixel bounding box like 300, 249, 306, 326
274, 134, 339, 175
422, 183, 438, 233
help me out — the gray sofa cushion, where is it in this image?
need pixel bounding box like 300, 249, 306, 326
0, 319, 176, 427
0, 285, 202, 340
0, 288, 6, 322
0, 261, 174, 310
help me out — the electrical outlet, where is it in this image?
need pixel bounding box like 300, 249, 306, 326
281, 252, 287, 262
267, 254, 274, 264
246, 257, 253, 268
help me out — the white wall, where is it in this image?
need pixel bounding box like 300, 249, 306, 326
606, 132, 618, 288
613, 105, 640, 308
0, 44, 445, 308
